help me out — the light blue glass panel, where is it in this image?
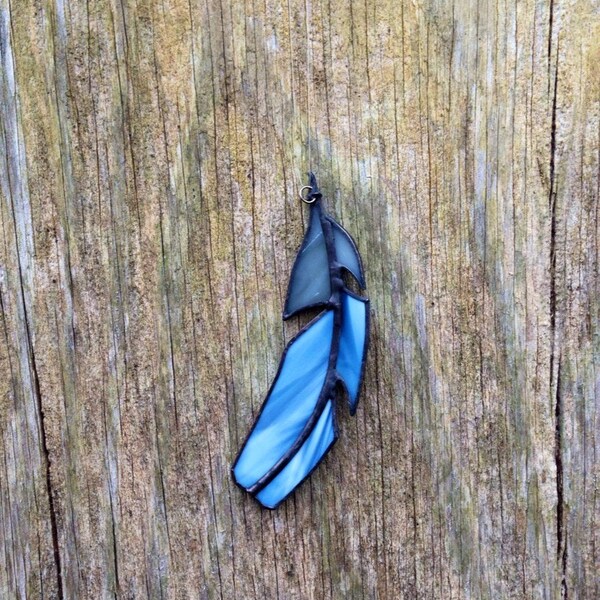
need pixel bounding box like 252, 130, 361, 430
255, 400, 335, 508
284, 208, 331, 317
336, 293, 368, 414
330, 219, 365, 287
233, 310, 334, 489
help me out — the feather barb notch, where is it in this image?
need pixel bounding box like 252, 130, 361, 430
232, 173, 370, 509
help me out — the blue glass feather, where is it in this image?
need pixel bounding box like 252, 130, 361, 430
232, 173, 369, 509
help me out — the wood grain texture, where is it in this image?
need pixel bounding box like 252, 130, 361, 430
0, 0, 598, 598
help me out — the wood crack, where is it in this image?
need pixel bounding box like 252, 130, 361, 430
554, 359, 568, 599
548, 36, 568, 599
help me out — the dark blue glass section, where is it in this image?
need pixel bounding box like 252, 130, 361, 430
233, 310, 334, 490
284, 207, 331, 317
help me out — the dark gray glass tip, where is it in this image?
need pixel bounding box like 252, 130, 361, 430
283, 206, 331, 318
329, 218, 365, 288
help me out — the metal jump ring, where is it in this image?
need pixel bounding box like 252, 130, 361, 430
299, 185, 316, 203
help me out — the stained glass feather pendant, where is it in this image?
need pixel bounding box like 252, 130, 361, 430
232, 173, 370, 509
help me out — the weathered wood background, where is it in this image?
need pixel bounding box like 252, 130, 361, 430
0, 0, 598, 597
